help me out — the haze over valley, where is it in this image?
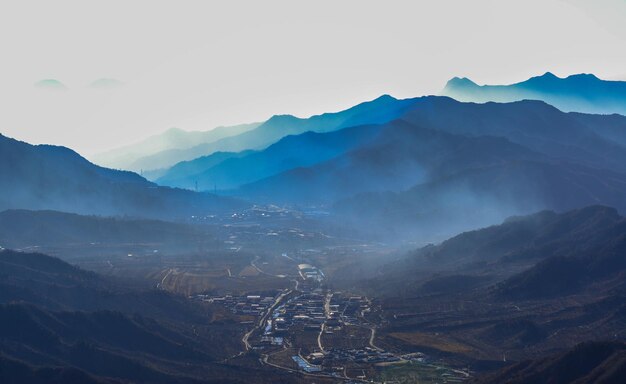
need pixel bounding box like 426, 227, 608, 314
2, 1, 626, 383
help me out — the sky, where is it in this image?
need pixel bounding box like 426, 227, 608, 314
1, 0, 625, 156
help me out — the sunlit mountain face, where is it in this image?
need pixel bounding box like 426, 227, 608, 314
3, 1, 626, 383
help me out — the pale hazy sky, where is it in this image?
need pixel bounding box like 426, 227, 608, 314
1, 0, 625, 156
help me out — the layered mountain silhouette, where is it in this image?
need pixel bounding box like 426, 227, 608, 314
130, 94, 420, 174
238, 97, 626, 200
240, 119, 542, 203
164, 94, 626, 195
14, 91, 626, 240
0, 134, 245, 219
442, 72, 626, 116
157, 124, 383, 191
92, 123, 260, 171
160, 96, 626, 239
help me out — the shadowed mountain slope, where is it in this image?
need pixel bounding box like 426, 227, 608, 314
0, 134, 246, 219
473, 341, 626, 384
240, 119, 542, 204
347, 207, 626, 372
369, 205, 626, 299
400, 96, 626, 174
317, 97, 626, 239
0, 355, 111, 384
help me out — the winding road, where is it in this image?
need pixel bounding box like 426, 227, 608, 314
243, 286, 293, 350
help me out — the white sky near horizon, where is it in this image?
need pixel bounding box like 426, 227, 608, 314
0, 0, 625, 157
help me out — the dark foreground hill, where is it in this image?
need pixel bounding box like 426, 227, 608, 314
473, 341, 626, 384
344, 206, 626, 369
0, 249, 317, 384
0, 134, 246, 219
0, 355, 110, 384
371, 205, 626, 298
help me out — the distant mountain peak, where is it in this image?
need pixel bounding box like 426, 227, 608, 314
441, 71, 626, 115
444, 76, 478, 89
566, 73, 600, 82
524, 72, 562, 85
539, 71, 558, 79
568, 72, 599, 78
372, 94, 397, 102
265, 114, 299, 124
34, 79, 67, 90
525, 72, 603, 84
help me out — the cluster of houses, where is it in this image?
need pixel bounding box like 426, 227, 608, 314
330, 294, 370, 325
193, 293, 275, 316
272, 292, 326, 332
310, 347, 400, 365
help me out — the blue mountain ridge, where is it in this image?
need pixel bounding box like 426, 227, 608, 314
442, 72, 626, 115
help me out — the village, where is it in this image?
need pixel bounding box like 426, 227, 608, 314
192, 258, 444, 382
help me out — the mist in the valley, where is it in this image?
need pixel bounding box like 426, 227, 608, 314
4, 2, 626, 383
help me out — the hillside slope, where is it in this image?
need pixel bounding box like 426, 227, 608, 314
0, 249, 311, 384
0, 134, 245, 219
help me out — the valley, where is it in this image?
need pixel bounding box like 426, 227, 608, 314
3, 67, 626, 384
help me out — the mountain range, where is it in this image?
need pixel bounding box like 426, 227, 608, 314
8, 88, 626, 240
174, 95, 626, 240
92, 123, 260, 172
159, 92, 626, 197
108, 94, 420, 175
330, 96, 626, 239
442, 72, 626, 116
156, 123, 384, 191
